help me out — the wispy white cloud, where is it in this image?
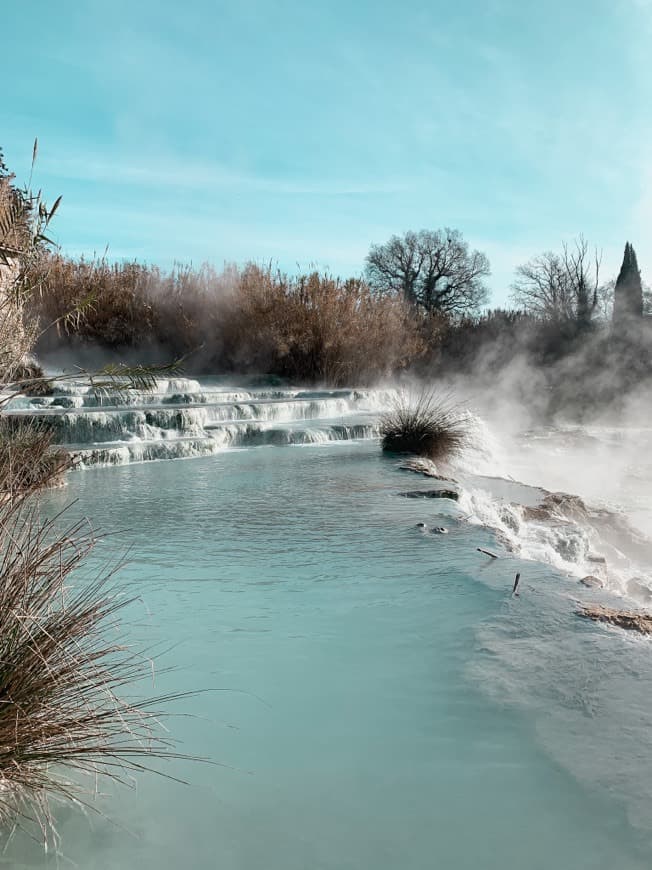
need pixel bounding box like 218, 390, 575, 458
39, 150, 410, 197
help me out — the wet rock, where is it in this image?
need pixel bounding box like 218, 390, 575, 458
553, 530, 587, 563
523, 491, 589, 523
577, 605, 652, 635
580, 575, 604, 589
398, 489, 459, 502
398, 457, 457, 483
499, 505, 521, 534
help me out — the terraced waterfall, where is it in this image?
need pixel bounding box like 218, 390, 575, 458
5, 378, 391, 466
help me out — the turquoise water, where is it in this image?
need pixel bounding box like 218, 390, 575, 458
4, 441, 652, 869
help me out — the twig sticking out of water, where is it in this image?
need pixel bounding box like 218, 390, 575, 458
477, 547, 499, 559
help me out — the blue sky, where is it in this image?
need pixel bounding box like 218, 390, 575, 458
3, 0, 651, 306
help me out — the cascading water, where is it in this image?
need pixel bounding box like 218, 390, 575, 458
3, 380, 393, 466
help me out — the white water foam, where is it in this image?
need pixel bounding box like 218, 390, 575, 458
451, 413, 652, 602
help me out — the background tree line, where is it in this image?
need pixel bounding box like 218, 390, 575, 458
14, 199, 652, 416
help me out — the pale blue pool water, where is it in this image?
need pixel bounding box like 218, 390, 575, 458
5, 442, 652, 869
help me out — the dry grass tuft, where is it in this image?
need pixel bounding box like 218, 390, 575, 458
380, 389, 469, 462
0, 497, 198, 844
0, 420, 70, 494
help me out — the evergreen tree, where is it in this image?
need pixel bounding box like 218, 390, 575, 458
613, 242, 643, 328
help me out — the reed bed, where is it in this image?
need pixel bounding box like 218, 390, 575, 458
27, 256, 425, 385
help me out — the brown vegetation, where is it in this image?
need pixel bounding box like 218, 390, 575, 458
16, 220, 652, 422
0, 410, 195, 844
0, 420, 70, 494
0, 174, 32, 257
217, 266, 424, 384
28, 256, 425, 385
0, 497, 195, 840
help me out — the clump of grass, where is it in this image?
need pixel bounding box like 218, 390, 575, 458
0, 497, 196, 844
9, 358, 52, 397
0, 420, 70, 494
380, 389, 468, 462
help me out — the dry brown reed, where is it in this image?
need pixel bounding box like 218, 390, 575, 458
0, 412, 198, 848
0, 175, 32, 257
217, 265, 425, 384
27, 257, 425, 385
0, 403, 199, 848
28, 254, 160, 349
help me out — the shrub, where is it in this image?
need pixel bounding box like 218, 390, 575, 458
0, 420, 70, 493
9, 357, 52, 396
27, 254, 159, 350
380, 390, 468, 462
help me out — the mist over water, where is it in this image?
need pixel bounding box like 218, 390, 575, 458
4, 377, 652, 867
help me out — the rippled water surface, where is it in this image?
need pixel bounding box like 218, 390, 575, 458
5, 442, 652, 869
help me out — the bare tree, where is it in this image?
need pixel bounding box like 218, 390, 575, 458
365, 228, 490, 316
511, 236, 603, 327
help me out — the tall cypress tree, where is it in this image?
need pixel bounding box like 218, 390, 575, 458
613, 242, 643, 328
